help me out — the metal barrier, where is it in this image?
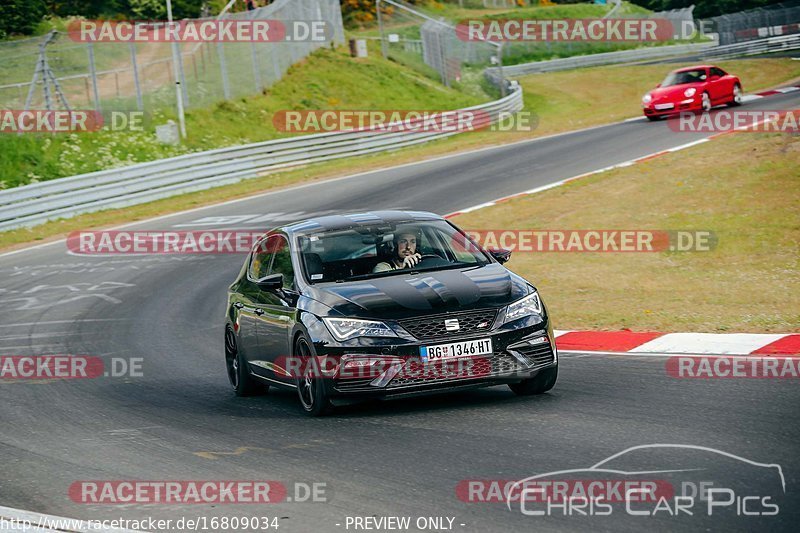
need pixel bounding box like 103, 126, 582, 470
0, 88, 523, 231
485, 42, 717, 80
700, 32, 800, 59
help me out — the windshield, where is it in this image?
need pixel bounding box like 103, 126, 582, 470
661, 69, 707, 86
297, 219, 490, 283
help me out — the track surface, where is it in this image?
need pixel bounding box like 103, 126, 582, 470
1, 92, 799, 532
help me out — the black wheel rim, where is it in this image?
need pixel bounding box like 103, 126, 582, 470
296, 339, 315, 410
225, 328, 239, 390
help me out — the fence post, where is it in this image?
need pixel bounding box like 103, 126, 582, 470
86, 41, 101, 112
217, 42, 231, 100
129, 43, 143, 111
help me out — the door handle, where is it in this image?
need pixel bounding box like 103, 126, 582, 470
254, 309, 265, 316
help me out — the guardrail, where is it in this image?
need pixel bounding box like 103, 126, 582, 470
485, 42, 718, 81
699, 32, 800, 60
0, 88, 523, 231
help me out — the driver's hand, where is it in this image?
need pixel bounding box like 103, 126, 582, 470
402, 253, 422, 268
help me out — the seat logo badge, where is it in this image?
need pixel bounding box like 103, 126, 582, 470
477, 321, 489, 329
444, 319, 460, 331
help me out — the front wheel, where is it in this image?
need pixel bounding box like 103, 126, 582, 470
294, 336, 333, 416
701, 92, 712, 113
509, 366, 558, 396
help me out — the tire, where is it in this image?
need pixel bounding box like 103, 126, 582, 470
701, 92, 712, 113
225, 326, 267, 397
646, 115, 661, 121
509, 366, 558, 396
728, 84, 742, 107
294, 336, 333, 416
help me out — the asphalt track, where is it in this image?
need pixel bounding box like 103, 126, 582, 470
1, 91, 799, 532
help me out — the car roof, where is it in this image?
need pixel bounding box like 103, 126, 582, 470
283, 210, 443, 235
674, 65, 714, 72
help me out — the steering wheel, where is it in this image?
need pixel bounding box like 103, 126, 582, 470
414, 254, 449, 268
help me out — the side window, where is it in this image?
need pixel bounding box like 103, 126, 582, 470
712, 67, 726, 77
269, 236, 295, 290
249, 234, 279, 280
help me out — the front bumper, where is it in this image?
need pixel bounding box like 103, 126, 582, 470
643, 97, 701, 117
309, 315, 557, 399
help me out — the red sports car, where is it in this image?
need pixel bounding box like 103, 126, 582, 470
642, 65, 742, 120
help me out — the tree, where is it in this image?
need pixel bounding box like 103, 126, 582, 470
0, 0, 47, 36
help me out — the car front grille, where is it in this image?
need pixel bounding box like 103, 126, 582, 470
397, 309, 498, 341
387, 353, 522, 388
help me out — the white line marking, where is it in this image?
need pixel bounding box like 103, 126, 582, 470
666, 138, 709, 152
631, 333, 787, 355
0, 319, 127, 329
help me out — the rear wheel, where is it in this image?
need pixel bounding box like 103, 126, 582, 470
225, 327, 267, 397
509, 366, 558, 396
728, 84, 742, 106
295, 336, 333, 416
646, 115, 661, 121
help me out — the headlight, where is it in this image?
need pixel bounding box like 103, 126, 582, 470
642, 93, 652, 104
322, 317, 399, 341
684, 88, 697, 98
503, 291, 543, 323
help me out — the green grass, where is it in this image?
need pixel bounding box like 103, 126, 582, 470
0, 45, 483, 188
451, 133, 800, 333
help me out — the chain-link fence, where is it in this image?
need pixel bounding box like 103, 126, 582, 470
377, 0, 503, 91
0, 0, 344, 113
706, 1, 800, 45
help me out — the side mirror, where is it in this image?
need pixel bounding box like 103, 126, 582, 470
256, 273, 283, 290
488, 248, 512, 264
656, 83, 661, 88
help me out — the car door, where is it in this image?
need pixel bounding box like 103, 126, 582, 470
237, 245, 274, 371
708, 67, 729, 104
252, 234, 297, 383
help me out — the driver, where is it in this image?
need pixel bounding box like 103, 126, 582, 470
373, 228, 422, 272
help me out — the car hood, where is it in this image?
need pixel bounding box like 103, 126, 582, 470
305, 263, 530, 320
649, 83, 704, 101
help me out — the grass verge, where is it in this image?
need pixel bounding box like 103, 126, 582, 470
450, 132, 800, 333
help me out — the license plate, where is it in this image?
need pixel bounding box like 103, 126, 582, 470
654, 103, 675, 110
420, 338, 493, 362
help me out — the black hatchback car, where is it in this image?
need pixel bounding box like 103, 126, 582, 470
225, 211, 557, 415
